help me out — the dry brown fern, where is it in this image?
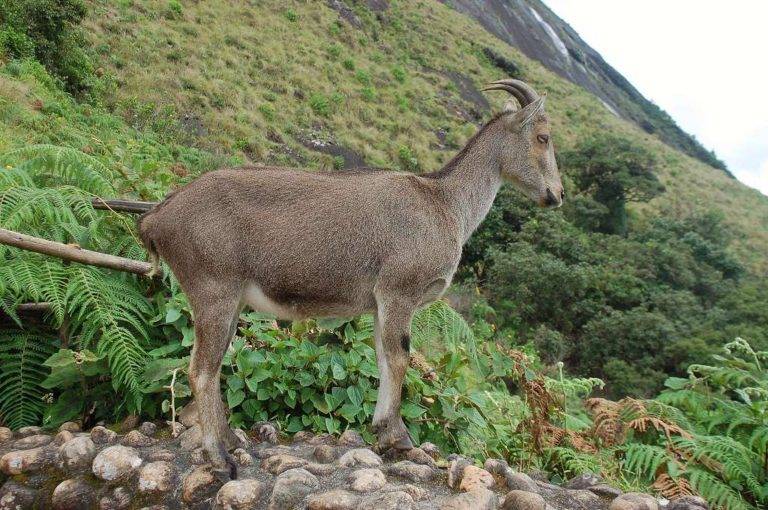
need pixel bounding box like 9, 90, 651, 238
653, 473, 695, 499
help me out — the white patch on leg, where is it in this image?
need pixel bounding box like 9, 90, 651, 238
374, 356, 391, 424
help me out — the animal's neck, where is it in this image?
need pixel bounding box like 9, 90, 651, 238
430, 122, 503, 244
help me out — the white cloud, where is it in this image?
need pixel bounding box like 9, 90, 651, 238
543, 0, 768, 195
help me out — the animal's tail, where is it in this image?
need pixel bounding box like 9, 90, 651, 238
137, 211, 162, 279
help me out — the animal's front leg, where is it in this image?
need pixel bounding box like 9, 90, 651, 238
372, 296, 416, 451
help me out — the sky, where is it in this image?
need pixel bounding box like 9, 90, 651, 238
543, 0, 768, 196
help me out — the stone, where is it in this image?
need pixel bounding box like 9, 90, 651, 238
91, 426, 118, 445
254, 445, 293, 459
307, 489, 361, 510
388, 460, 435, 482
138, 422, 157, 436
268, 468, 319, 510
667, 496, 709, 510
59, 421, 81, 433
99, 486, 132, 510
190, 448, 206, 465
304, 462, 337, 477
262, 453, 308, 475
501, 490, 546, 510
554, 488, 604, 510
92, 445, 143, 482
293, 431, 314, 443
0, 427, 12, 443
58, 436, 96, 470
147, 449, 176, 462
16, 426, 42, 437
405, 447, 437, 467
420, 441, 441, 459
459, 465, 494, 492
503, 472, 539, 493
121, 430, 157, 447
441, 488, 498, 510
339, 429, 365, 447
564, 472, 601, 490
484, 458, 510, 475
398, 484, 428, 501
610, 493, 659, 510
138, 461, 175, 493
119, 414, 140, 431
447, 457, 472, 488
182, 465, 224, 504
252, 422, 279, 444
313, 444, 337, 463
308, 433, 336, 446
589, 484, 623, 499
358, 490, 414, 510
338, 448, 382, 468
0, 445, 56, 475
349, 468, 387, 492
51, 478, 96, 510
53, 430, 75, 445
13, 434, 52, 449
215, 479, 264, 510
232, 448, 253, 466
0, 480, 35, 510
233, 428, 251, 448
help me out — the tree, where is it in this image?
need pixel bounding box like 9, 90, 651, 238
561, 134, 664, 235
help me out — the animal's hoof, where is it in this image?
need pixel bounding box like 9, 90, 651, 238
376, 421, 414, 452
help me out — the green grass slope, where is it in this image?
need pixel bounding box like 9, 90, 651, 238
76, 0, 768, 272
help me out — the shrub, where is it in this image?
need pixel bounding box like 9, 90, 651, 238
392, 66, 406, 83
284, 9, 298, 22
258, 103, 275, 122
0, 0, 95, 94
397, 145, 418, 171
308, 93, 331, 117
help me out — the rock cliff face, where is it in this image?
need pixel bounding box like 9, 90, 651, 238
439, 0, 729, 174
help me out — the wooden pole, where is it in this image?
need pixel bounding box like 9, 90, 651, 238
91, 198, 157, 214
0, 228, 154, 276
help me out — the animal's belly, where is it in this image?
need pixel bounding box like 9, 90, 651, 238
242, 283, 373, 320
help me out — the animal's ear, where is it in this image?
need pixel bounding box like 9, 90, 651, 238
504, 96, 546, 131
503, 100, 519, 114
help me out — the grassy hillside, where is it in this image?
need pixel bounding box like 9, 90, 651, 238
76, 0, 768, 272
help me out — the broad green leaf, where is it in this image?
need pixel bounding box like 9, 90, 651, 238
347, 386, 363, 408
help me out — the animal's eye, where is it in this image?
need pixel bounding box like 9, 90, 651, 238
537, 134, 550, 144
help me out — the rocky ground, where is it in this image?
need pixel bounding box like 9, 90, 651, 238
0, 420, 710, 510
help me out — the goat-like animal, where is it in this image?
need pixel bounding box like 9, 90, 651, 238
138, 79, 563, 478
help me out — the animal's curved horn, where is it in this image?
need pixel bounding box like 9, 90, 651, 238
483, 79, 540, 107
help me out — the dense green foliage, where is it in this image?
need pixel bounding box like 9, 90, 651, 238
462, 138, 765, 398
0, 0, 96, 94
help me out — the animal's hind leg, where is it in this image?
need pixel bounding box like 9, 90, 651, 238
186, 280, 242, 479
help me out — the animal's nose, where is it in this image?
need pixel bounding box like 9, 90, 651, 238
560, 189, 565, 201
545, 188, 559, 207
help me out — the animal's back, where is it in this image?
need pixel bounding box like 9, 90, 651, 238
139, 166, 459, 317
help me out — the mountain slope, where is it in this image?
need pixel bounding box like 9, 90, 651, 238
440, 0, 729, 173
76, 0, 768, 272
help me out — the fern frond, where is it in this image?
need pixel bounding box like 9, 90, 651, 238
1, 144, 115, 195
687, 466, 754, 510
621, 443, 671, 480
0, 330, 57, 429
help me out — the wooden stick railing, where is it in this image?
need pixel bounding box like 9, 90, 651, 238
0, 228, 153, 276
91, 198, 157, 214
